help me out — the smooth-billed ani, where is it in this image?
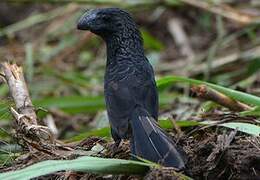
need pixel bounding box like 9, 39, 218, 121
77, 8, 186, 170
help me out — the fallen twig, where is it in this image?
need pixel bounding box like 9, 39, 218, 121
191, 85, 252, 111
2, 62, 37, 123
1, 62, 55, 151
170, 117, 183, 138
206, 130, 237, 170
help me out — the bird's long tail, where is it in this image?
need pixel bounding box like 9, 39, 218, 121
130, 107, 186, 170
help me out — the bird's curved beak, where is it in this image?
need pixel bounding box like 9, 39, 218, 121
77, 10, 97, 30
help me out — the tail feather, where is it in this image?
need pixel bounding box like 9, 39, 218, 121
130, 107, 186, 170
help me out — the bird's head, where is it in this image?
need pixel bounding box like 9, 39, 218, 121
77, 8, 137, 38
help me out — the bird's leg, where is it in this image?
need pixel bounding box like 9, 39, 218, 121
112, 139, 121, 150
111, 129, 121, 153
129, 137, 136, 158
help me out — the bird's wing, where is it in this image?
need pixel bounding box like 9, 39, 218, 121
105, 60, 158, 138
143, 61, 158, 120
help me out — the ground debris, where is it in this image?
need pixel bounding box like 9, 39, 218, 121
144, 167, 185, 180
206, 130, 237, 163
184, 129, 260, 179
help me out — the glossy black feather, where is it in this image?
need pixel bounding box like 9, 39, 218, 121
130, 107, 185, 169
77, 8, 185, 170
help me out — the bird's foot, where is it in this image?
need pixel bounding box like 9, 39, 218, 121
111, 140, 121, 154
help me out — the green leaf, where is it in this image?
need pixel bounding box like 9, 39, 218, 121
0, 100, 13, 120
165, 0, 181, 6
141, 29, 164, 51
66, 127, 110, 142
247, 58, 260, 76
219, 122, 260, 136
33, 96, 105, 114
0, 156, 151, 180
0, 84, 8, 97
159, 120, 200, 129
240, 106, 260, 117
156, 76, 260, 106
0, 154, 13, 167
200, 101, 220, 113
201, 121, 260, 136
32, 93, 179, 115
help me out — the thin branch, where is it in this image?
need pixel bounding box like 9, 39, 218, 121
191, 85, 252, 112
1, 62, 56, 153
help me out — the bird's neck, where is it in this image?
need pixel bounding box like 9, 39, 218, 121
104, 30, 144, 66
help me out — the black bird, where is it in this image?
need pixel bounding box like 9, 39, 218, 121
77, 8, 186, 170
